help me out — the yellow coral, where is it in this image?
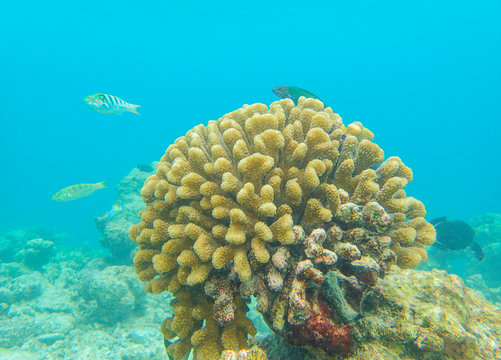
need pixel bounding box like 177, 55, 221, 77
390, 226, 417, 245
409, 217, 436, 246
392, 242, 428, 268
152, 253, 177, 273
130, 97, 435, 359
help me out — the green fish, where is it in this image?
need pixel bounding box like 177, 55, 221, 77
272, 85, 322, 105
52, 181, 106, 201
84, 93, 140, 115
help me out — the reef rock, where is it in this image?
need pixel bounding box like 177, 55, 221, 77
466, 214, 501, 289
255, 268, 501, 360
470, 213, 501, 246
78, 263, 147, 324
0, 228, 63, 267
0, 237, 172, 359
95, 164, 155, 263
14, 238, 56, 269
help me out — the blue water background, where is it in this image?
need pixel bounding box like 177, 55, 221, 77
1, 0, 500, 246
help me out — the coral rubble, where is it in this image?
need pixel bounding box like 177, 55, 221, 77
130, 97, 436, 359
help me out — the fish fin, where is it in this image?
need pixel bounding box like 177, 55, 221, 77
430, 216, 447, 226
163, 338, 172, 359
471, 242, 485, 262
97, 181, 107, 189
129, 104, 141, 115
432, 240, 449, 251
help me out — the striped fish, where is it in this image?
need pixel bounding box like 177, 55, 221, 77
84, 93, 140, 115
52, 181, 106, 201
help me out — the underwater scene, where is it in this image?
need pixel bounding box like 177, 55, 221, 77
1, 0, 500, 359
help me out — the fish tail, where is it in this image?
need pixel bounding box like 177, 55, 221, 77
471, 242, 485, 262
97, 181, 107, 189
129, 104, 141, 115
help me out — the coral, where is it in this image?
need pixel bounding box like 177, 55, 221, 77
0, 235, 173, 359
205, 277, 237, 325
465, 273, 501, 309
130, 97, 435, 358
219, 345, 268, 359
0, 227, 67, 265
356, 268, 501, 360
78, 264, 146, 324
14, 238, 56, 269
254, 268, 501, 360
288, 290, 353, 355
95, 165, 155, 263
0, 272, 44, 305
471, 213, 501, 246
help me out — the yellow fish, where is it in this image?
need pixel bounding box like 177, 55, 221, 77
52, 181, 106, 201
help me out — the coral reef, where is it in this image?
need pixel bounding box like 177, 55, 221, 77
0, 227, 64, 268
357, 269, 501, 360
254, 268, 501, 360
468, 213, 501, 288
14, 238, 56, 269
78, 262, 147, 324
95, 165, 155, 263
219, 345, 268, 359
0, 268, 43, 306
470, 213, 501, 246
466, 273, 501, 309
130, 97, 436, 358
474, 242, 501, 288
0, 235, 172, 359
424, 213, 501, 304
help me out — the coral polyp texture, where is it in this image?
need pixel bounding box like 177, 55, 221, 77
129, 97, 436, 359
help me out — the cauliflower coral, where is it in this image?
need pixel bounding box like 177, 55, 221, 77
129, 97, 435, 359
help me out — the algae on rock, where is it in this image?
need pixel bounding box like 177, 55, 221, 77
255, 268, 501, 360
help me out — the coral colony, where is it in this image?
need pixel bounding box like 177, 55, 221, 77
129, 97, 436, 359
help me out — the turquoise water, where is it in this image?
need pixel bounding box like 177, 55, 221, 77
1, 0, 500, 243
1, 1, 501, 358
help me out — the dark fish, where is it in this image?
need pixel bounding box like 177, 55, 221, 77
471, 242, 485, 262
137, 164, 154, 172
272, 86, 322, 105
431, 217, 485, 261
164, 338, 172, 360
